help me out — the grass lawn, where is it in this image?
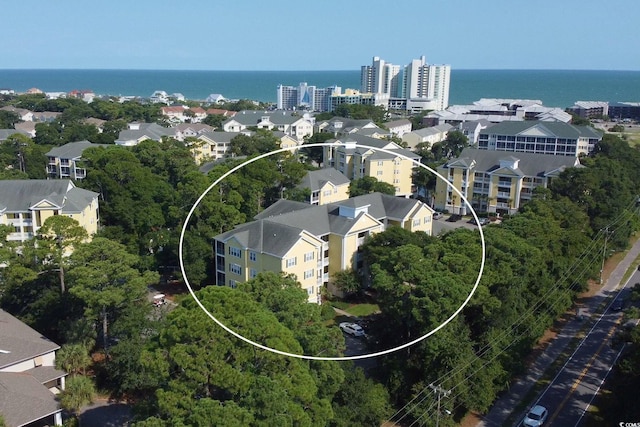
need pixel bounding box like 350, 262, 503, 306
330, 301, 380, 317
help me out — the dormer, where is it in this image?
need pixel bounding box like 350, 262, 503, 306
499, 156, 520, 170
338, 204, 370, 219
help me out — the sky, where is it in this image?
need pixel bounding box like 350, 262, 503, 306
1, 0, 639, 71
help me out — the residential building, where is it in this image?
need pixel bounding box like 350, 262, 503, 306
456, 120, 491, 145
45, 140, 108, 180
297, 168, 350, 205
566, 101, 609, 119
323, 134, 420, 197
222, 110, 314, 142
609, 101, 640, 121
0, 180, 99, 242
115, 122, 174, 146
424, 99, 572, 126
192, 131, 247, 164
329, 89, 389, 112
277, 82, 341, 112
435, 148, 581, 215
206, 94, 227, 104
315, 117, 380, 136
172, 123, 215, 141
477, 120, 602, 157
0, 106, 33, 122
385, 119, 412, 138
213, 193, 434, 303
0, 309, 67, 427
0, 129, 31, 141
402, 123, 453, 150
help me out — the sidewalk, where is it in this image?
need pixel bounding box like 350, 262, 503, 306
475, 237, 640, 427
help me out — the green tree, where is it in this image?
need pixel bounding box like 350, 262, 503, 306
67, 238, 158, 350
202, 113, 226, 129
56, 343, 92, 375
36, 216, 88, 293
59, 375, 96, 421
331, 367, 393, 427
348, 176, 396, 197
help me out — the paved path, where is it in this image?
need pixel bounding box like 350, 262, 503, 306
475, 237, 640, 427
79, 399, 132, 427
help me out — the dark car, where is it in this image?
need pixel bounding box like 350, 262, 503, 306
611, 298, 624, 311
446, 214, 462, 222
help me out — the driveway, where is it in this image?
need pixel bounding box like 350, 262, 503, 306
79, 399, 132, 427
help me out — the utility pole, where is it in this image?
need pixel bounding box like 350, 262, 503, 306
428, 383, 451, 427
600, 226, 610, 285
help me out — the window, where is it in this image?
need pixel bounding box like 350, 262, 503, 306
307, 286, 314, 295
229, 263, 242, 275
250, 268, 257, 279
424, 216, 431, 224
376, 170, 383, 176
304, 251, 315, 262
229, 279, 237, 288
377, 161, 384, 166
228, 247, 241, 258
413, 218, 421, 227
286, 257, 297, 268
304, 269, 315, 279
323, 189, 332, 196
249, 251, 257, 262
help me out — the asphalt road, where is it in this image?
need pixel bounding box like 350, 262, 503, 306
477, 236, 640, 427
524, 272, 636, 427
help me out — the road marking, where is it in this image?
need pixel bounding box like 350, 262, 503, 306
547, 316, 622, 425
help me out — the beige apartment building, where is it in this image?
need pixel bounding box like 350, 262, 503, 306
435, 148, 580, 215
0, 180, 99, 242
323, 134, 420, 197
214, 193, 434, 303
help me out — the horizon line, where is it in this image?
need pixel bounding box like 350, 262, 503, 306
1, 67, 639, 72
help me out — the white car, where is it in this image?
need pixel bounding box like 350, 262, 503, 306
339, 322, 365, 337
433, 212, 444, 220
523, 405, 548, 427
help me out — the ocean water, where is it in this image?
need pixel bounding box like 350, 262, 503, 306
0, 69, 639, 109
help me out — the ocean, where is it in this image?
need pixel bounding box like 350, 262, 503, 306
1, 69, 639, 109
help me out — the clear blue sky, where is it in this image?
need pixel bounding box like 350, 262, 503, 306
2, 0, 639, 71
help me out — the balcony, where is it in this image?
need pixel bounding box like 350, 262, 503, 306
496, 191, 511, 198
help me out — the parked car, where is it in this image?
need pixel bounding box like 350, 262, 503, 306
523, 405, 548, 427
433, 212, 444, 220
339, 322, 365, 337
468, 217, 490, 226
611, 298, 624, 311
446, 214, 462, 222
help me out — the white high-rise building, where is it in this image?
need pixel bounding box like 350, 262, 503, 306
360, 57, 401, 97
400, 56, 451, 111
277, 83, 341, 111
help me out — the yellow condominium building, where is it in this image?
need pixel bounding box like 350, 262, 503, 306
0, 180, 100, 242
297, 168, 350, 205
435, 148, 581, 215
214, 193, 434, 303
323, 133, 420, 198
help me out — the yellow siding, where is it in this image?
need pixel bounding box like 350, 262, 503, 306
317, 182, 349, 205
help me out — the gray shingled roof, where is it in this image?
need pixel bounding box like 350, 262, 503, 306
0, 372, 62, 427
0, 129, 30, 141
332, 134, 420, 160
226, 110, 308, 126
218, 193, 430, 253
444, 148, 581, 177
45, 140, 108, 159
0, 180, 98, 214
198, 131, 242, 143
0, 309, 60, 370
297, 168, 350, 192
479, 120, 602, 139
116, 123, 174, 143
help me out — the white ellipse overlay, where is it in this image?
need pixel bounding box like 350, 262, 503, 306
179, 142, 486, 361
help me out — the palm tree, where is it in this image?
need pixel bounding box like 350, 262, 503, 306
59, 376, 96, 424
